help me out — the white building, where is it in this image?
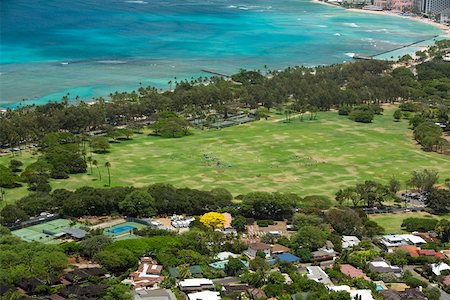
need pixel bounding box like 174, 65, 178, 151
342, 236, 361, 249
329, 286, 374, 300
178, 278, 215, 292
431, 262, 450, 276
187, 291, 221, 300
380, 234, 426, 252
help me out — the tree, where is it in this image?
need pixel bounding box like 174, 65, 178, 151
388, 176, 401, 194
105, 161, 111, 186
250, 256, 270, 271
393, 109, 402, 122
335, 187, 360, 207
225, 258, 246, 276
152, 113, 190, 138
231, 215, 247, 233
349, 108, 374, 123
90, 137, 110, 153
435, 219, 450, 243
9, 159, 23, 173
291, 225, 328, 251
93, 159, 101, 181
326, 208, 364, 236
0, 205, 28, 226
199, 212, 226, 230
102, 283, 132, 300
87, 156, 93, 175
80, 235, 112, 258
426, 188, 450, 213
408, 169, 439, 193
119, 190, 156, 217
292, 213, 322, 229
94, 248, 137, 273
386, 249, 408, 267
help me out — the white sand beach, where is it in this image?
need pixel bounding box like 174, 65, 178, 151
311, 0, 450, 37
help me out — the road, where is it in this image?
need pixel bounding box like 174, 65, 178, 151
404, 266, 450, 300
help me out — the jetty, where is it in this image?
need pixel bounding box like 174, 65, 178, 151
353, 35, 440, 61
201, 69, 230, 78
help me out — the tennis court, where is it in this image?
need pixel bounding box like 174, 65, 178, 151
11, 218, 82, 244
12, 227, 54, 243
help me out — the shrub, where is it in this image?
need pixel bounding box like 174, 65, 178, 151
256, 220, 275, 227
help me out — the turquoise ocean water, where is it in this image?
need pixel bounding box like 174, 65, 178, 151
0, 0, 444, 108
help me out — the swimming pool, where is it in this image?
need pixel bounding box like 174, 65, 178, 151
107, 225, 136, 235
376, 284, 385, 291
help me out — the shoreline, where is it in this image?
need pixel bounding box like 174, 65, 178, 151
311, 0, 450, 37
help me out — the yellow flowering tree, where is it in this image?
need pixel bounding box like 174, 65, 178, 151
200, 212, 226, 230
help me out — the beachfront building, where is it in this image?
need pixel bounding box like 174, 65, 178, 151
374, 0, 414, 10
414, 0, 450, 15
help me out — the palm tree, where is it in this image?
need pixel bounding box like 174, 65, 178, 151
87, 156, 93, 175
105, 161, 111, 186
93, 160, 101, 181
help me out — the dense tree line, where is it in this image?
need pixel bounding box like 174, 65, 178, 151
0, 230, 68, 285
2, 56, 443, 148
0, 184, 233, 226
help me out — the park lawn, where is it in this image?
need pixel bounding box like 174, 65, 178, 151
1, 108, 450, 207
370, 212, 450, 234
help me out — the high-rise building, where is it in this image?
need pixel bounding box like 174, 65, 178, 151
415, 0, 450, 14
374, 0, 414, 10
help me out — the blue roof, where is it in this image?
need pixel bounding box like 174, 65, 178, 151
275, 253, 300, 263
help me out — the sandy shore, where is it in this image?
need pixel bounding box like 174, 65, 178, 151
311, 0, 450, 37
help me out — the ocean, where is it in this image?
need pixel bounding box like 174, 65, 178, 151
0, 0, 444, 108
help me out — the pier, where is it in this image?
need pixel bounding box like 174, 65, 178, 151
353, 35, 441, 61
201, 69, 230, 78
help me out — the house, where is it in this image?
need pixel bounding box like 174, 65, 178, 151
133, 288, 176, 300
311, 248, 337, 262
178, 278, 215, 292
328, 285, 373, 300
58, 284, 109, 299
61, 227, 87, 239
245, 242, 271, 258
271, 243, 290, 254
215, 251, 238, 260
17, 278, 49, 294
441, 249, 450, 259
64, 268, 106, 284
340, 264, 368, 280
431, 262, 450, 276
0, 284, 15, 297
128, 257, 164, 289
342, 236, 361, 249
189, 265, 203, 277
223, 283, 249, 293
306, 266, 332, 285
380, 235, 426, 252
380, 288, 426, 300
442, 275, 450, 286
368, 259, 402, 276
187, 290, 221, 300
247, 288, 267, 299
400, 245, 445, 260
274, 253, 300, 264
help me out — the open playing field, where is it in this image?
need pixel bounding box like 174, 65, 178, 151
1, 108, 450, 206
370, 212, 450, 234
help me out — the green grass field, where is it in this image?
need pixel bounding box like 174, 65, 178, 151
370, 212, 450, 234
1, 108, 449, 206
